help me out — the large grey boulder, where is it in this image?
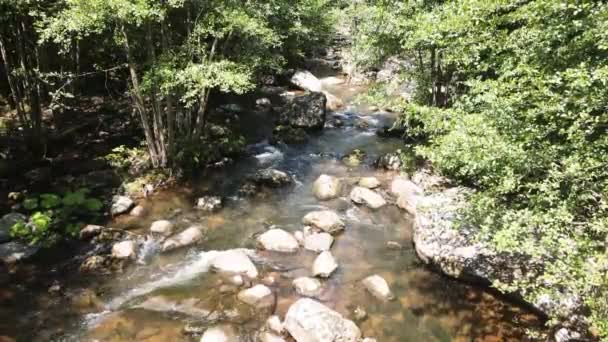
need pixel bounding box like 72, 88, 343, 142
279, 92, 327, 130
349, 187, 386, 209
257, 228, 300, 253
312, 251, 338, 278
284, 298, 361, 342
312, 175, 341, 201
111, 195, 134, 216
302, 211, 345, 234
210, 249, 258, 278
291, 70, 323, 92
0, 213, 25, 243
162, 226, 204, 252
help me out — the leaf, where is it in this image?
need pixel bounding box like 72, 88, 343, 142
83, 198, 103, 212
40, 193, 61, 209
23, 197, 39, 210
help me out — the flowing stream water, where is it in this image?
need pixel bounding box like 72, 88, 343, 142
0, 74, 541, 341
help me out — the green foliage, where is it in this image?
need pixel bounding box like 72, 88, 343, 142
11, 189, 105, 246
350, 0, 608, 337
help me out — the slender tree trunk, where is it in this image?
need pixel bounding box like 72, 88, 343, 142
146, 23, 167, 167
193, 36, 218, 139
0, 33, 27, 126
121, 25, 161, 167
430, 47, 437, 106
161, 20, 176, 164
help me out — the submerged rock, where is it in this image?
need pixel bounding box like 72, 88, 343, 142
257, 228, 300, 253
111, 196, 134, 216
237, 284, 274, 308
302, 211, 345, 234
312, 174, 342, 200
312, 251, 338, 278
279, 92, 327, 130
252, 169, 293, 188
200, 325, 237, 342
349, 187, 386, 209
303, 232, 334, 252
293, 277, 322, 297
342, 149, 366, 167
196, 196, 223, 212
284, 298, 361, 342
162, 226, 204, 252
149, 220, 174, 236
210, 249, 258, 278
362, 275, 394, 301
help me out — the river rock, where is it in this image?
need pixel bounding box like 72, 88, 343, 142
150, 220, 174, 236
260, 332, 286, 342
303, 233, 334, 252
111, 240, 137, 260
312, 174, 341, 200
237, 284, 274, 308
129, 205, 147, 217
272, 125, 308, 145
196, 196, 223, 212
79, 224, 104, 240
266, 315, 284, 334
342, 149, 366, 167
284, 298, 361, 342
396, 195, 417, 215
362, 275, 394, 301
390, 176, 422, 198
293, 277, 322, 297
302, 211, 345, 234
0, 241, 39, 264
358, 177, 380, 189
0, 213, 25, 243
210, 249, 258, 278
252, 169, 292, 188
256, 97, 272, 108
111, 196, 134, 216
279, 92, 327, 130
291, 70, 323, 92
162, 226, 204, 252
375, 152, 402, 171
200, 325, 237, 342
323, 91, 344, 111
350, 187, 386, 209
312, 251, 338, 278
257, 228, 300, 253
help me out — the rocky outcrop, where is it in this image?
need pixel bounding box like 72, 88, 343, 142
302, 211, 345, 234
349, 187, 386, 209
279, 92, 327, 130
312, 174, 342, 200
257, 228, 300, 253
284, 298, 361, 342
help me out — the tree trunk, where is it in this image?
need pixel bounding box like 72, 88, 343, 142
430, 47, 437, 106
0, 33, 26, 126
161, 20, 176, 165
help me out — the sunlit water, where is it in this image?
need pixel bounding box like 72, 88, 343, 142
0, 76, 541, 341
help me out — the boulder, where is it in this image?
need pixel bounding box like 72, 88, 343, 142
312, 175, 341, 200
237, 284, 274, 308
390, 176, 423, 198
293, 277, 322, 297
196, 196, 223, 212
375, 152, 402, 171
323, 91, 344, 111
162, 226, 204, 252
303, 233, 334, 252
79, 224, 104, 240
396, 195, 416, 215
266, 315, 284, 335
342, 149, 366, 167
362, 275, 394, 301
279, 92, 327, 130
358, 177, 380, 189
302, 211, 345, 234
200, 325, 237, 342
0, 241, 39, 264
0, 213, 25, 243
350, 187, 386, 209
150, 220, 174, 236
272, 125, 308, 145
210, 249, 258, 278
129, 205, 147, 217
284, 298, 361, 342
252, 169, 292, 188
111, 240, 136, 260
312, 251, 338, 278
290, 70, 323, 92
257, 228, 300, 253
111, 196, 134, 216
260, 332, 286, 342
